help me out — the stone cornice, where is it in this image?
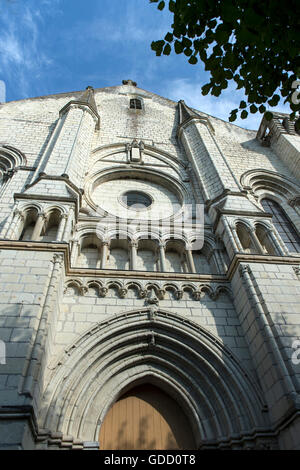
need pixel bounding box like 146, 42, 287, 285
227, 253, 300, 280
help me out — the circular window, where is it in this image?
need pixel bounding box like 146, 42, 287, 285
121, 190, 152, 209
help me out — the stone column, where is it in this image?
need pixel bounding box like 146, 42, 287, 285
56, 214, 67, 242
159, 242, 167, 272
71, 240, 80, 266
267, 228, 289, 255
231, 225, 244, 252
222, 217, 242, 254
97, 245, 102, 269
62, 208, 74, 242
250, 227, 264, 254
213, 248, 227, 274
32, 213, 46, 241
186, 248, 196, 273
130, 241, 138, 270
5, 209, 24, 239
100, 242, 109, 269
210, 249, 223, 274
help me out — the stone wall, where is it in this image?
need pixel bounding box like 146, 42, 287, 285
0, 82, 299, 449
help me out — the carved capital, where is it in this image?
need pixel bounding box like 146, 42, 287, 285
3, 168, 16, 182
139, 288, 147, 299
38, 212, 47, 221
80, 285, 88, 296
13, 209, 24, 221
193, 290, 202, 301
157, 288, 166, 300
52, 253, 64, 265
118, 287, 128, 298
99, 287, 108, 297
146, 288, 159, 305
293, 265, 300, 279
239, 264, 250, 276
175, 290, 183, 300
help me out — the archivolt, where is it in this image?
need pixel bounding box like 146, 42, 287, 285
240, 169, 300, 200
40, 309, 269, 447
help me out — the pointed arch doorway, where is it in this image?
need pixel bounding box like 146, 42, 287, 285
99, 383, 196, 450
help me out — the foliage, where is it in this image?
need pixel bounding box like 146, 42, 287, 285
150, 0, 300, 126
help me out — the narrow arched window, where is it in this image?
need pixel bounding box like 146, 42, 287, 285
261, 199, 300, 253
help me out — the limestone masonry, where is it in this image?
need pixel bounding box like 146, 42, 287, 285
0, 81, 299, 449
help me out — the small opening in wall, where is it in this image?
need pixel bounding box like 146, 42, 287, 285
121, 190, 152, 209
130, 98, 142, 110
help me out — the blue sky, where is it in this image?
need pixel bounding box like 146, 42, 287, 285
0, 0, 291, 130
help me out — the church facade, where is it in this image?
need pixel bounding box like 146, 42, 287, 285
0, 80, 299, 450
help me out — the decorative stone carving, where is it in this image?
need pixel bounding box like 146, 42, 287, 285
126, 139, 144, 163
122, 79, 137, 87
293, 266, 300, 279
118, 287, 128, 298
99, 287, 108, 297
146, 288, 159, 305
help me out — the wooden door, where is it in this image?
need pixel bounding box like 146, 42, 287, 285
99, 384, 195, 450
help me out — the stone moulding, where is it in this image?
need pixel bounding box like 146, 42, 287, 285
39, 308, 269, 449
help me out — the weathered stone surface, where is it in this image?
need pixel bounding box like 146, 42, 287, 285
0, 82, 299, 450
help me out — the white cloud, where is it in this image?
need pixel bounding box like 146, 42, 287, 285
164, 78, 292, 131
0, 4, 52, 98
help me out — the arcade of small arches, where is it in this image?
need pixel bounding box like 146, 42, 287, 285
3, 197, 300, 277
2, 166, 299, 274
63, 278, 233, 302
72, 234, 225, 274
0, 145, 27, 191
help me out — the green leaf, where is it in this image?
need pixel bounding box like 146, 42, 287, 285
241, 110, 248, 119
188, 55, 198, 65
184, 48, 193, 56
151, 40, 164, 55
268, 94, 280, 107
164, 32, 173, 42
265, 111, 273, 121
199, 49, 207, 61
201, 84, 211, 96
182, 37, 192, 48
239, 101, 247, 109
150, 0, 299, 117
250, 104, 257, 113
169, 0, 176, 12
174, 40, 183, 54
163, 43, 171, 55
